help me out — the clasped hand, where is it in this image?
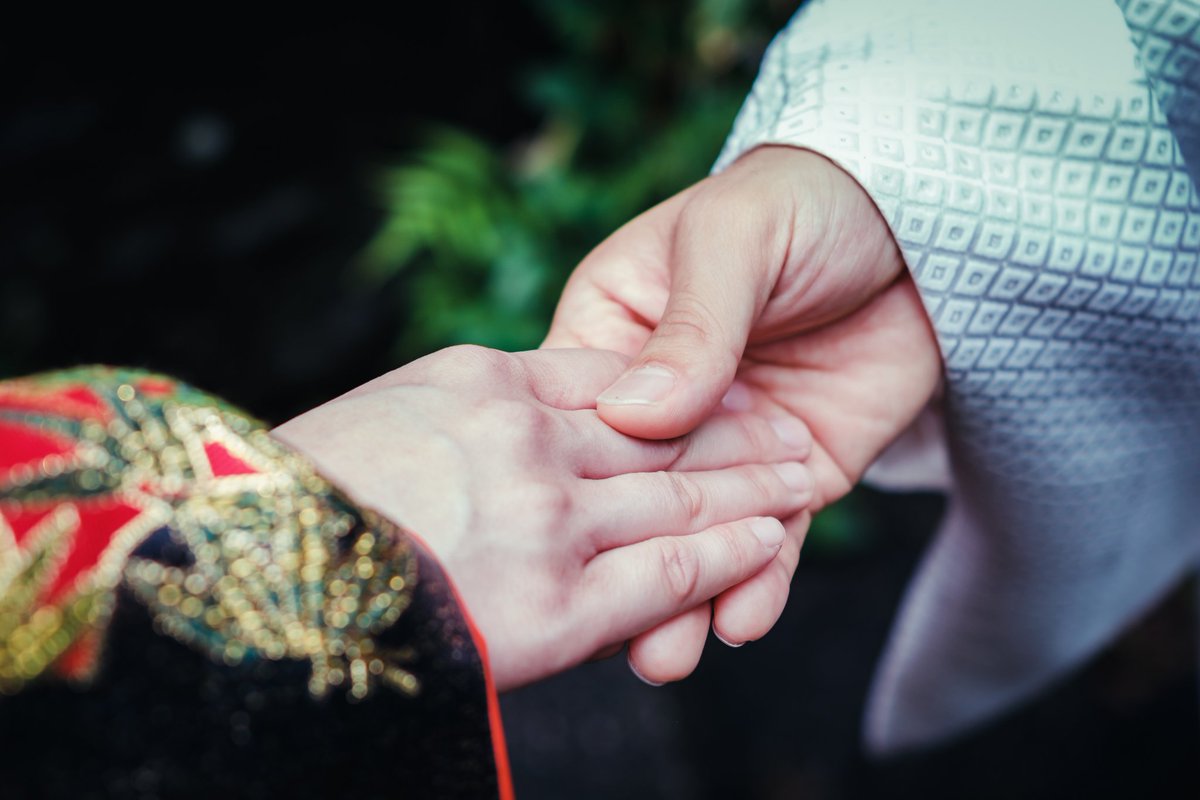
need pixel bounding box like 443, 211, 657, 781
279, 146, 943, 692
544, 146, 941, 683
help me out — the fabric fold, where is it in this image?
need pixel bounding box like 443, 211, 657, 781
716, 0, 1200, 753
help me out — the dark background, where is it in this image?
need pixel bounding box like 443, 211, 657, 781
0, 16, 549, 419
2, 6, 1197, 798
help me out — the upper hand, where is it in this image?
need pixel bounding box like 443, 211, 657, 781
543, 146, 942, 682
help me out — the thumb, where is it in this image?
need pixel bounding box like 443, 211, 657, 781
596, 183, 787, 439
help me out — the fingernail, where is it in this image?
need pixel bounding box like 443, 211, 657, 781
597, 365, 676, 406
714, 629, 745, 648
771, 462, 813, 496
750, 516, 785, 549
769, 416, 809, 450
627, 656, 665, 687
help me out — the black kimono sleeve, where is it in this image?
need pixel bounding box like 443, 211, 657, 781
0, 366, 513, 799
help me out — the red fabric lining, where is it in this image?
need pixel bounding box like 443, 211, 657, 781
134, 378, 175, 397
0, 420, 75, 476
0, 503, 54, 545
53, 628, 102, 680
203, 442, 259, 477
404, 527, 515, 800
0, 386, 111, 421
45, 498, 142, 601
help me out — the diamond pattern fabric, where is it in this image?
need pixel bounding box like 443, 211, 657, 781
716, 0, 1200, 752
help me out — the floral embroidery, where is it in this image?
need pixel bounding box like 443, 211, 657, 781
0, 368, 418, 699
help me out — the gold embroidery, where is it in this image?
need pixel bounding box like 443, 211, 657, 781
0, 368, 421, 700
0, 507, 101, 695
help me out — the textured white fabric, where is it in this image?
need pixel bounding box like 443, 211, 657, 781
716, 0, 1200, 753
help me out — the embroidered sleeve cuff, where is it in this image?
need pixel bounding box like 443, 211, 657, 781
0, 366, 512, 800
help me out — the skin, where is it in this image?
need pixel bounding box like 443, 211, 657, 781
274, 345, 818, 691
543, 145, 943, 684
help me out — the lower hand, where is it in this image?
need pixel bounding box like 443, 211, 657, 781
274, 345, 816, 690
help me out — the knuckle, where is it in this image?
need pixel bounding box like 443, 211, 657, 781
520, 480, 574, 532
717, 524, 753, 576
498, 404, 570, 456
682, 170, 796, 273
656, 298, 740, 379
685, 175, 783, 235
656, 296, 717, 346
735, 414, 773, 458
664, 471, 706, 522
429, 344, 519, 385
679, 181, 747, 228
747, 466, 778, 505
485, 398, 548, 435
655, 537, 701, 605
473, 399, 569, 474
662, 435, 689, 470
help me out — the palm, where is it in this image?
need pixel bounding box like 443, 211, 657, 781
547, 181, 939, 511
734, 277, 939, 511
553, 259, 937, 512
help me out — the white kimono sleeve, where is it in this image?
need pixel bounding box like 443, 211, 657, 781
716, 0, 1200, 753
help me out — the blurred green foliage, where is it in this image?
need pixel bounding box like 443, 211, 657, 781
361, 0, 867, 551
360, 0, 798, 357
